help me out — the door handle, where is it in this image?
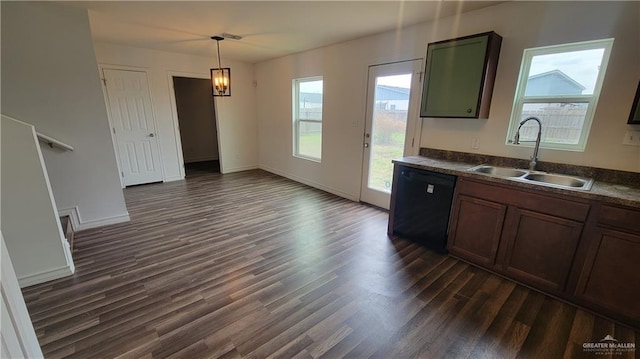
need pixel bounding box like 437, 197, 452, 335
364, 143, 369, 148
148, 133, 155, 137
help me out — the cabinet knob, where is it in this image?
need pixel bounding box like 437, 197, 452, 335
466, 108, 472, 113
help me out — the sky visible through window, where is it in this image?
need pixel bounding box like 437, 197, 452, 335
299, 80, 323, 94
302, 75, 413, 92
528, 48, 605, 94
302, 73, 414, 93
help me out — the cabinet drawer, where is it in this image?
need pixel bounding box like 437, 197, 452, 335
598, 205, 640, 234
457, 178, 590, 222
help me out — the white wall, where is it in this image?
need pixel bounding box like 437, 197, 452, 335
256, 1, 640, 201
1, 116, 74, 286
94, 43, 258, 177
0, 119, 43, 358
257, 41, 393, 200
1, 2, 129, 228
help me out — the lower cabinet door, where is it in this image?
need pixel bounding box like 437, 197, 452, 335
448, 195, 506, 267
498, 207, 583, 295
575, 227, 640, 323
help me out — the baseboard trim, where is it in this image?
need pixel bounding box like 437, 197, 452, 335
18, 265, 74, 288
164, 175, 184, 183
58, 206, 130, 231
222, 165, 259, 174
259, 165, 359, 202
76, 213, 130, 231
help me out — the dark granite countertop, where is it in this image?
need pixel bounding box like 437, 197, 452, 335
394, 155, 640, 209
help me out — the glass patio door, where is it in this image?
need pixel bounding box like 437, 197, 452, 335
360, 60, 422, 209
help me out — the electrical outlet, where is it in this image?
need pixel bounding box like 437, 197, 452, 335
471, 138, 480, 149
623, 131, 640, 146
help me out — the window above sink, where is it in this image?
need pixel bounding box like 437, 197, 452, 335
506, 38, 614, 152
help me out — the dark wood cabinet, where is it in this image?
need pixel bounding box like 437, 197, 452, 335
420, 31, 502, 119
448, 195, 506, 267
574, 204, 640, 326
448, 177, 639, 327
498, 207, 583, 295
449, 178, 588, 295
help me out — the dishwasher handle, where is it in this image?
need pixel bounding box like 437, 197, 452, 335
400, 169, 456, 188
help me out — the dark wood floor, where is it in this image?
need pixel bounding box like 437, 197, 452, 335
185, 160, 220, 176
23, 170, 638, 359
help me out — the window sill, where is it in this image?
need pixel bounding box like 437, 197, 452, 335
505, 141, 586, 152
293, 154, 321, 163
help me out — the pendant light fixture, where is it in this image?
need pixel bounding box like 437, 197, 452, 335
211, 35, 231, 97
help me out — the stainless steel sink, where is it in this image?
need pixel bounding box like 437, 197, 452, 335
523, 173, 593, 190
467, 164, 593, 191
471, 165, 527, 178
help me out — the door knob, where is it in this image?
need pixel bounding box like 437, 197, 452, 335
148, 133, 155, 137
364, 143, 369, 148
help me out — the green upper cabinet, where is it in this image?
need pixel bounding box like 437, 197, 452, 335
420, 32, 502, 119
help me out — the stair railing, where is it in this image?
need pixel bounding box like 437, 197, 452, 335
36, 132, 74, 151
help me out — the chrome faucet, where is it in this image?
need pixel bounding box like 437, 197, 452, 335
513, 116, 542, 171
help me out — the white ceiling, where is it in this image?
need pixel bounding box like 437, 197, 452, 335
68, 1, 504, 64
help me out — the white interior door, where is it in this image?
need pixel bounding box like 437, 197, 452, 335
103, 69, 163, 186
360, 60, 422, 209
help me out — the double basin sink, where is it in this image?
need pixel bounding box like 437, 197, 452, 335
468, 165, 594, 191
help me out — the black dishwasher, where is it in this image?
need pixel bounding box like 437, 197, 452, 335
392, 166, 456, 253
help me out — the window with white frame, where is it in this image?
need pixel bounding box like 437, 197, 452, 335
507, 38, 614, 151
293, 77, 323, 161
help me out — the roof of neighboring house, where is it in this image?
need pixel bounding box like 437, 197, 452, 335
528, 69, 586, 91
376, 85, 410, 101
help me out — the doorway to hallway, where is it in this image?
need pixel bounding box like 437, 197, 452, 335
172, 76, 220, 176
